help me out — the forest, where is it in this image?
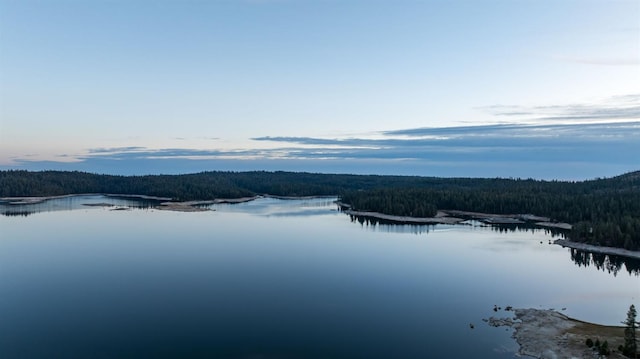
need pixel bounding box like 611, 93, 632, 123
1, 169, 639, 250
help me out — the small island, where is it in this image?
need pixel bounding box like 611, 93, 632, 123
486, 306, 638, 359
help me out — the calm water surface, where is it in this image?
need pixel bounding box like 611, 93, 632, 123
0, 196, 638, 358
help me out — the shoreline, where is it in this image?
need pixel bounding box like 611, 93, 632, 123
487, 308, 627, 359
554, 239, 640, 260
3, 194, 638, 260
104, 193, 173, 201
0, 193, 330, 211
1, 194, 86, 205
343, 209, 465, 225
339, 205, 640, 260
155, 196, 260, 212
440, 209, 571, 228
265, 194, 338, 200
339, 205, 573, 229
0, 193, 174, 204
1, 193, 333, 205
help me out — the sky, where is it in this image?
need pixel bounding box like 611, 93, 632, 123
1, 0, 639, 180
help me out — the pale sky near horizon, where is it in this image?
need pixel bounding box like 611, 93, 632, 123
1, 0, 639, 179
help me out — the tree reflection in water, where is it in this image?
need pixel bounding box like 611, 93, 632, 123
570, 248, 640, 276
347, 212, 639, 277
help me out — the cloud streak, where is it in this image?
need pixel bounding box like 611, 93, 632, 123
5, 120, 638, 180
552, 55, 640, 66
4, 95, 639, 180
480, 94, 640, 123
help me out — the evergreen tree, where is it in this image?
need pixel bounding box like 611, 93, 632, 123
623, 304, 638, 358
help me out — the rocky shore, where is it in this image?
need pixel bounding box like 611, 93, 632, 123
487, 308, 627, 359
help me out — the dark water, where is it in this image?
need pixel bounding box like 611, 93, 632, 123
0, 196, 638, 358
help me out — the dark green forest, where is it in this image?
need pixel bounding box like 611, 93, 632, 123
1, 170, 640, 250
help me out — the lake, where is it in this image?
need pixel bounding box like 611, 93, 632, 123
0, 195, 638, 358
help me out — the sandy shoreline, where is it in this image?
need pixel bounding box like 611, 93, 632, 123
340, 206, 573, 229
487, 308, 627, 359
441, 210, 572, 228
104, 194, 173, 201
554, 239, 640, 260
343, 209, 465, 224
340, 207, 575, 229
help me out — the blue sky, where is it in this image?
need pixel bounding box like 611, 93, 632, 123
1, 0, 638, 179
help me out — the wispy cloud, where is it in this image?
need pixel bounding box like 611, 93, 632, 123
552, 55, 640, 66
383, 121, 640, 139
479, 94, 640, 123
83, 147, 268, 161
66, 121, 639, 167
4, 96, 639, 180
88, 146, 148, 154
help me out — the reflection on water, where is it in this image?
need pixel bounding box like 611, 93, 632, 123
211, 197, 338, 218
1, 210, 34, 217
0, 195, 161, 217
0, 195, 638, 359
3, 195, 639, 276
570, 248, 640, 276
348, 214, 571, 238
346, 211, 640, 276
486, 223, 568, 238
347, 215, 438, 235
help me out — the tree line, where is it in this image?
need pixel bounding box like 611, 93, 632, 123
1, 169, 639, 250
340, 173, 640, 250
